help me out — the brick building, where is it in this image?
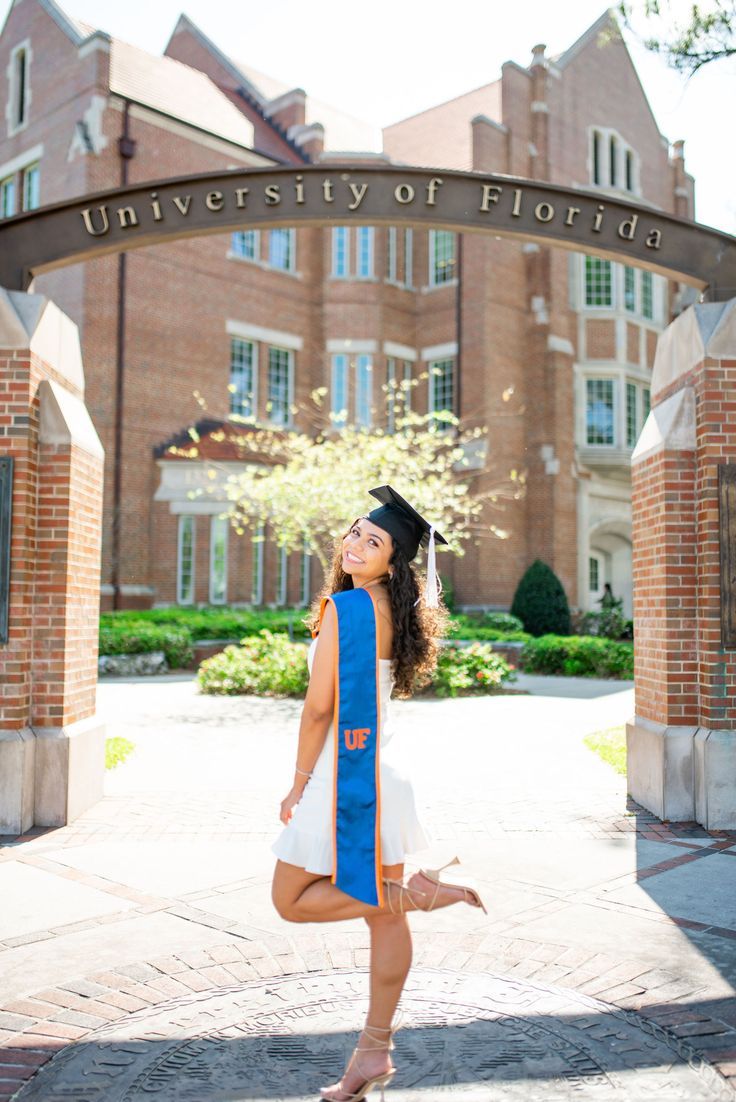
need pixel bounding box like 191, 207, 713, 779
0, 0, 695, 616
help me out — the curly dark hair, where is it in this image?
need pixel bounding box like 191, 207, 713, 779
306, 516, 450, 697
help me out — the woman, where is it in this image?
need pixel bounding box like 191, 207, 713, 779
271, 484, 486, 1102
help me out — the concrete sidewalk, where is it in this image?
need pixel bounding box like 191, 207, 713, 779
0, 673, 734, 1100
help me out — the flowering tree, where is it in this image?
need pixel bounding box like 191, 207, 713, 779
171, 379, 525, 575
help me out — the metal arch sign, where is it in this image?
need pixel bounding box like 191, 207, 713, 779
0, 164, 735, 296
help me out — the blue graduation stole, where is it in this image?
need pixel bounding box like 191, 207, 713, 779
316, 587, 384, 907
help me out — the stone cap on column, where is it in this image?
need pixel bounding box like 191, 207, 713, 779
0, 289, 83, 394
652, 298, 736, 398
38, 379, 104, 460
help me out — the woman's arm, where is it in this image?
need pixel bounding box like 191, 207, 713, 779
279, 600, 338, 825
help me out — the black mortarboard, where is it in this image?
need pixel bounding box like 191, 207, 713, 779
365, 484, 448, 607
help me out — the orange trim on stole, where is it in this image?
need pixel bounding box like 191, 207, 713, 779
323, 596, 340, 889
365, 590, 385, 907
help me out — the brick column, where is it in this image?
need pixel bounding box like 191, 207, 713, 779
0, 289, 105, 833
627, 299, 736, 829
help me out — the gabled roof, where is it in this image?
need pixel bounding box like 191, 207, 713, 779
551, 8, 616, 67
10, 0, 257, 152
108, 37, 255, 150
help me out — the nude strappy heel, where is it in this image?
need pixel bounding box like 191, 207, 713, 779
382, 875, 429, 915
320, 1022, 397, 1101
416, 855, 488, 914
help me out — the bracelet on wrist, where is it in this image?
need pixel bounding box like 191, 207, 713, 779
295, 767, 313, 778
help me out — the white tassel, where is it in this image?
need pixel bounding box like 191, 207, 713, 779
414, 525, 439, 607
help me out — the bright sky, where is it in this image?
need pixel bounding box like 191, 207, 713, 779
4, 0, 735, 233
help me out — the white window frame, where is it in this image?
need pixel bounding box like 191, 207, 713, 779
584, 376, 617, 446
276, 545, 288, 606
386, 226, 397, 282
7, 40, 31, 136
403, 228, 413, 288
251, 523, 264, 605
355, 353, 373, 427
266, 345, 294, 427
583, 255, 613, 309
177, 515, 195, 605
21, 161, 39, 211
231, 229, 260, 261
588, 125, 639, 196
300, 539, 311, 606
209, 515, 228, 605
428, 229, 456, 287
428, 357, 455, 432
356, 226, 374, 279
229, 337, 257, 420
331, 226, 350, 278
0, 175, 15, 219
331, 352, 349, 428
268, 227, 295, 272
589, 552, 605, 605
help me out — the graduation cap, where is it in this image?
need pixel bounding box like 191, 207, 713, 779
366, 484, 448, 608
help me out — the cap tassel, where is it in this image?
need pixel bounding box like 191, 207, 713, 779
414, 525, 440, 608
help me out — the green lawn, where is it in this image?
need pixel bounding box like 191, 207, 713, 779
583, 724, 626, 775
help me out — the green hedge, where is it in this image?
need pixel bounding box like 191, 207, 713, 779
98, 623, 193, 668
519, 634, 634, 679
198, 633, 515, 698
447, 618, 531, 643
100, 606, 312, 642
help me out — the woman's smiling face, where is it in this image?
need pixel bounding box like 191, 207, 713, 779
342, 517, 393, 583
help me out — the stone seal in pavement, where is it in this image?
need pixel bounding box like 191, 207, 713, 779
14, 968, 734, 1101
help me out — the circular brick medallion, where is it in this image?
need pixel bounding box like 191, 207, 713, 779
14, 968, 733, 1101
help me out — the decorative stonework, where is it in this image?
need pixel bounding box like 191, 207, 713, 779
13, 969, 734, 1101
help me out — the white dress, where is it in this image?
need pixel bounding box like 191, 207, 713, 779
271, 636, 432, 873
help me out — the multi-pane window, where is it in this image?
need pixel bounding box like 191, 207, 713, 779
267, 346, 292, 425
268, 228, 294, 271
331, 352, 348, 428
251, 524, 264, 604
356, 227, 374, 278
589, 555, 600, 593
231, 230, 259, 260
276, 545, 288, 606
209, 516, 228, 604
404, 228, 413, 287
10, 46, 28, 130
387, 227, 397, 282
586, 378, 615, 445
332, 226, 349, 277
624, 266, 636, 312
429, 358, 454, 431
21, 163, 39, 211
641, 270, 653, 319
177, 516, 195, 605
592, 130, 601, 185
386, 358, 412, 433
626, 382, 638, 447
229, 338, 255, 419
301, 538, 311, 605
584, 256, 612, 307
642, 386, 651, 422
0, 177, 15, 219
355, 354, 372, 427
429, 230, 456, 286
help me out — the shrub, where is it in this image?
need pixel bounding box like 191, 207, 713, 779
510, 560, 571, 636
105, 736, 135, 770
447, 618, 531, 642
429, 642, 516, 698
98, 622, 193, 668
100, 606, 312, 642
198, 629, 309, 696
578, 605, 633, 641
438, 572, 456, 612
519, 634, 634, 679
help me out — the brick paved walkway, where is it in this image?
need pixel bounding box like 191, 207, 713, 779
0, 672, 734, 1099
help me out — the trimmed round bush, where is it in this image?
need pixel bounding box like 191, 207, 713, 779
510, 559, 571, 636
198, 629, 309, 696
519, 634, 634, 679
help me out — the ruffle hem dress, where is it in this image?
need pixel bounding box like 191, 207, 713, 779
271, 635, 432, 874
